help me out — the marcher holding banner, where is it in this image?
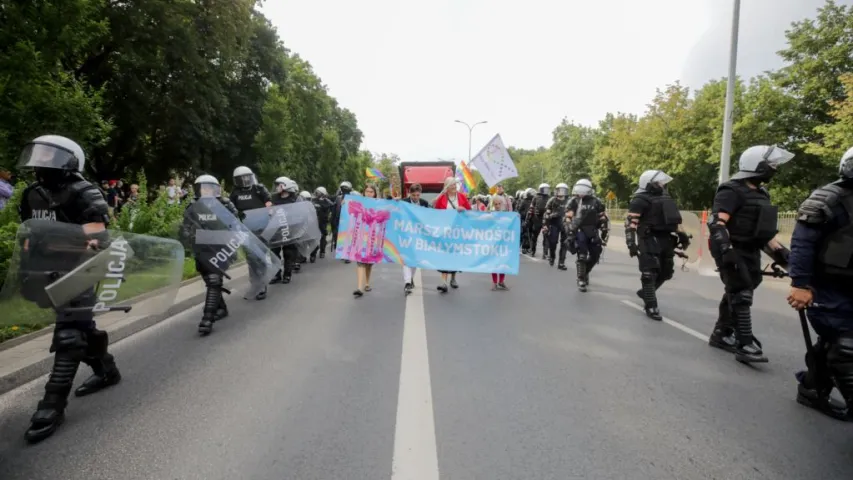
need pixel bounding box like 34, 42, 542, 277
398, 183, 430, 295
433, 177, 472, 293
353, 185, 380, 297
489, 193, 512, 290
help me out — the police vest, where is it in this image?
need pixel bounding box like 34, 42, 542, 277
815, 182, 853, 278
21, 179, 103, 225
546, 196, 569, 224
634, 192, 681, 233
721, 180, 778, 244
231, 186, 266, 212
574, 196, 603, 227
532, 195, 548, 219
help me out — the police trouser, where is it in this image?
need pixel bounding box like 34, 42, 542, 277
714, 247, 763, 345
637, 233, 676, 308
311, 222, 329, 258
546, 221, 567, 264
803, 287, 853, 404
529, 219, 543, 254
196, 258, 227, 320
41, 289, 101, 410
520, 223, 530, 251
281, 245, 299, 273
575, 227, 603, 280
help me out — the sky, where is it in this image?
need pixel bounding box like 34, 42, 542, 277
261, 0, 849, 164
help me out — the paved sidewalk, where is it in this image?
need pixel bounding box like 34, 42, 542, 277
0, 264, 250, 395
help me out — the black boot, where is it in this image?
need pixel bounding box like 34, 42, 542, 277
309, 253, 317, 263
75, 330, 121, 397
255, 286, 267, 300
269, 270, 282, 284
732, 298, 767, 363
214, 297, 229, 321
709, 327, 737, 352
640, 272, 661, 320
26, 331, 84, 443
282, 270, 293, 284
319, 251, 325, 259
199, 276, 222, 335
795, 344, 849, 420
576, 257, 588, 292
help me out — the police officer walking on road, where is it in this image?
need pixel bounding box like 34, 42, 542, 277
787, 146, 853, 419
517, 188, 535, 253
624, 170, 689, 320
310, 186, 334, 262
229, 166, 272, 298
180, 175, 239, 335
542, 183, 570, 268
16, 135, 121, 443
565, 179, 608, 291
527, 183, 550, 259
707, 145, 793, 363
272, 177, 304, 283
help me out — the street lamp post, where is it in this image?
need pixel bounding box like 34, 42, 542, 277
454, 119, 488, 161
719, 0, 741, 184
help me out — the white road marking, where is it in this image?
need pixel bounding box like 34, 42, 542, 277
621, 300, 709, 342
392, 269, 440, 480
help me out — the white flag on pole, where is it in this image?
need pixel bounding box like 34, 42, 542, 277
469, 134, 518, 187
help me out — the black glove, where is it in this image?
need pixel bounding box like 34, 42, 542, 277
600, 229, 609, 245
721, 246, 738, 267
625, 227, 639, 257
675, 231, 691, 250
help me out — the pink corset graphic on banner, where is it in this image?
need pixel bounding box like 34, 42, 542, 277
345, 200, 390, 263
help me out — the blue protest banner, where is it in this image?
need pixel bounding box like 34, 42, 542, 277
334, 196, 521, 274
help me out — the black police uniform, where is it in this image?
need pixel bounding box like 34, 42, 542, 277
626, 190, 684, 318
517, 193, 534, 252
527, 193, 548, 257
272, 193, 303, 281
230, 185, 272, 291
543, 195, 570, 267
708, 179, 779, 361
311, 195, 335, 261
330, 188, 351, 253
566, 195, 607, 286
789, 179, 853, 418
19, 174, 121, 442
180, 196, 240, 333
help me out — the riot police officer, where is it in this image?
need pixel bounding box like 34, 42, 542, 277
565, 179, 608, 291
542, 182, 570, 268
517, 188, 535, 253
229, 166, 272, 298
707, 145, 793, 363
331, 180, 353, 262
272, 177, 304, 282
787, 146, 853, 419
526, 183, 550, 258
311, 186, 335, 262
624, 170, 688, 319
17, 135, 120, 443
181, 175, 237, 335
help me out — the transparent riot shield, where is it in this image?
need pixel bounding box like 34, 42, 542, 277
675, 210, 703, 271
242, 201, 323, 258
189, 198, 278, 296
0, 219, 185, 327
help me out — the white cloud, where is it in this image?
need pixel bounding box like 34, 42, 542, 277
261, 0, 839, 161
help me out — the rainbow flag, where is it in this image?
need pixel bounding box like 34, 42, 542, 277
365, 167, 385, 180
455, 168, 468, 194
459, 160, 477, 192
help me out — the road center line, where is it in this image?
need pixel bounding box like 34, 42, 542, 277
621, 300, 709, 342
392, 269, 440, 480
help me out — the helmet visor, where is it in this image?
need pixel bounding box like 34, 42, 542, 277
234, 174, 256, 188
648, 171, 673, 187
540, 186, 550, 195
572, 185, 593, 196
18, 143, 78, 170
763, 145, 795, 168
194, 183, 221, 198
555, 186, 569, 196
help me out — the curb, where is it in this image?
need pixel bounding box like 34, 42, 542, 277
0, 264, 248, 396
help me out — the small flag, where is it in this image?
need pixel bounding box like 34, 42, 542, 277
455, 168, 469, 194
469, 134, 518, 187
459, 161, 477, 192
365, 167, 385, 180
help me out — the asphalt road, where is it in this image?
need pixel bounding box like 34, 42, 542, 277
0, 247, 851, 480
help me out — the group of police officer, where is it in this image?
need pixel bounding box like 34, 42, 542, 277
9, 133, 853, 446
510, 181, 610, 292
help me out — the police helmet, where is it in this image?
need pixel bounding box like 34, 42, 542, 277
194, 174, 221, 198
555, 182, 569, 196
233, 166, 257, 188
732, 145, 794, 182
635, 170, 673, 194
572, 179, 594, 196
538, 183, 550, 195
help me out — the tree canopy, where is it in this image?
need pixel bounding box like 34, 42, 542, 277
0, 0, 367, 191
499, 0, 853, 211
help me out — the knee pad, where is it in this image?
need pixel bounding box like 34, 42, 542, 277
660, 259, 675, 281
86, 329, 109, 356
203, 273, 223, 288
730, 290, 753, 307
50, 329, 88, 359
641, 271, 656, 283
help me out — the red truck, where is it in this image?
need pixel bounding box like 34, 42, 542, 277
398, 160, 456, 204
